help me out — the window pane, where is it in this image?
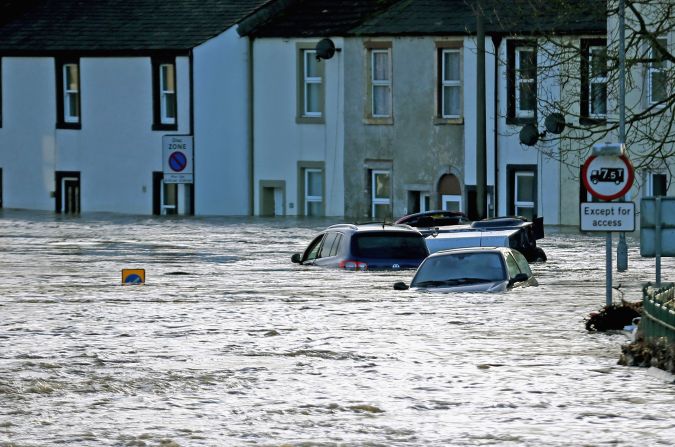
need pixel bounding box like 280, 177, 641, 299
519, 49, 536, 79
651, 71, 667, 103
163, 93, 176, 119
515, 206, 534, 221
307, 170, 322, 196
65, 65, 78, 90
590, 47, 607, 77
306, 52, 320, 77
373, 203, 390, 219
652, 38, 668, 69
653, 174, 667, 196
374, 172, 390, 199
516, 174, 534, 202
443, 85, 460, 116
161, 64, 175, 91
306, 83, 321, 113
307, 201, 322, 217
67, 93, 79, 117
373, 51, 389, 81
591, 83, 607, 114
519, 83, 535, 111
373, 85, 391, 116
443, 51, 460, 81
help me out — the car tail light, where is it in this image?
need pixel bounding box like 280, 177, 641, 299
339, 260, 368, 271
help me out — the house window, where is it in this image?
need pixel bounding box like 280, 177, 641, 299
408, 191, 431, 214
304, 168, 323, 216
507, 41, 536, 123
365, 42, 392, 123
371, 49, 392, 117
581, 40, 607, 121
153, 58, 177, 130
56, 59, 81, 128
0, 57, 3, 128
648, 37, 668, 105
508, 165, 537, 220
371, 170, 391, 218
297, 46, 324, 123
647, 172, 667, 196
440, 48, 461, 118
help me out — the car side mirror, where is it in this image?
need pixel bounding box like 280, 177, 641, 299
393, 281, 409, 290
509, 273, 528, 286
291, 253, 302, 264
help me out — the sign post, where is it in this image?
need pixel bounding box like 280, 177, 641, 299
581, 144, 634, 306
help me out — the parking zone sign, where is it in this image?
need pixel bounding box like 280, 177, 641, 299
162, 135, 193, 184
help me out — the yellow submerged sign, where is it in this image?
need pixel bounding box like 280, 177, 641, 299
122, 269, 145, 285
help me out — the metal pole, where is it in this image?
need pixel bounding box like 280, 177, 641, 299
476, 5, 487, 219
617, 0, 629, 272
656, 197, 662, 286
606, 232, 613, 306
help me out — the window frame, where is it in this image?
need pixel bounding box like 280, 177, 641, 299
506, 40, 537, 124
56, 58, 81, 129
304, 168, 324, 216
296, 45, 325, 124
507, 165, 537, 219
580, 39, 608, 123
438, 44, 463, 121
648, 37, 669, 106
152, 57, 178, 131
371, 169, 392, 218
647, 172, 668, 197
364, 41, 393, 124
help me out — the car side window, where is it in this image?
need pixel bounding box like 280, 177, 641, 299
329, 233, 343, 257
304, 234, 324, 262
512, 250, 533, 276
504, 252, 521, 278
319, 232, 339, 258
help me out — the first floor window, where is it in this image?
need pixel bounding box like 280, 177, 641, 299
371, 170, 391, 218
301, 49, 323, 118
153, 57, 177, 130
514, 171, 535, 220
648, 37, 668, 105
159, 63, 176, 125
57, 58, 81, 127
371, 49, 392, 117
305, 168, 323, 216
516, 47, 536, 118
440, 48, 461, 118
581, 40, 608, 120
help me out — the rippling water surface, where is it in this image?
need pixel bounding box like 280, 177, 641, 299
1, 210, 674, 446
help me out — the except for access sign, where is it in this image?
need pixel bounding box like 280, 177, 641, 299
580, 202, 635, 232
162, 135, 193, 184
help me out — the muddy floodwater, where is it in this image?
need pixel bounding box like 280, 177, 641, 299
1, 210, 674, 446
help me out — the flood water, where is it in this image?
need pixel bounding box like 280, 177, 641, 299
1, 209, 674, 446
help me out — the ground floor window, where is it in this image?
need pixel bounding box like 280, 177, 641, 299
304, 168, 323, 216
441, 194, 462, 212
647, 172, 667, 197
371, 169, 391, 219
507, 165, 537, 220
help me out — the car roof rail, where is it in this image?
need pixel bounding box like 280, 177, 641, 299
327, 223, 359, 230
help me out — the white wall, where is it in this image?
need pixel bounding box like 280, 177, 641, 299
0, 55, 192, 214
193, 26, 251, 215
0, 58, 56, 210
252, 37, 345, 216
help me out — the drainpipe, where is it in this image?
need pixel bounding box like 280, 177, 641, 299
247, 37, 255, 216
476, 6, 487, 219
189, 49, 195, 215
492, 35, 502, 218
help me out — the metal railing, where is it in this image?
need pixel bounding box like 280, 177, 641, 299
642, 282, 675, 343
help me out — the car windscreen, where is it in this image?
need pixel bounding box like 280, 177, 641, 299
411, 252, 507, 287
353, 232, 428, 259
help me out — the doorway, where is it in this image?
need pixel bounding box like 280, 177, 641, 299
55, 171, 80, 214
438, 174, 462, 212
260, 180, 285, 216
152, 171, 193, 215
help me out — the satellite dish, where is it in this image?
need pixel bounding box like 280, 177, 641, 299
544, 113, 566, 134
519, 124, 540, 146
315, 38, 336, 60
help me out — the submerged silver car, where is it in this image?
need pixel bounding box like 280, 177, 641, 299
394, 247, 538, 292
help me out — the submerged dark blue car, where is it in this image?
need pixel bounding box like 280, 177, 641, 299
291, 223, 429, 270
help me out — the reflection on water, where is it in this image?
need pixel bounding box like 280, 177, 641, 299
1, 210, 675, 446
